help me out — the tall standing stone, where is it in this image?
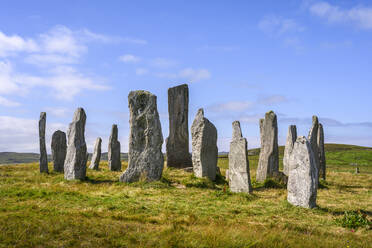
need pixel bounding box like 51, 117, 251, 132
120, 91, 164, 182
89, 137, 102, 170
317, 123, 326, 180
51, 130, 66, 172
308, 115, 320, 182
283, 125, 297, 176
228, 121, 252, 193
256, 111, 279, 182
64, 108, 87, 180
39, 112, 48, 173
166, 84, 192, 168
191, 108, 218, 181
108, 124, 121, 171
287, 136, 318, 208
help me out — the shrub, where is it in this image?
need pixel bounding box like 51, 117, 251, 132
336, 210, 371, 229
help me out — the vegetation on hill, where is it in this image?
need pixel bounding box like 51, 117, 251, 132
0, 144, 371, 247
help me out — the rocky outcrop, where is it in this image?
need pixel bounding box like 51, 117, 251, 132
256, 111, 279, 182
287, 136, 318, 208
191, 108, 218, 181
120, 91, 164, 182
51, 130, 66, 172
39, 112, 48, 173
89, 137, 102, 170
64, 108, 88, 180
317, 123, 326, 180
166, 84, 192, 168
283, 125, 297, 176
228, 121, 252, 193
108, 124, 121, 171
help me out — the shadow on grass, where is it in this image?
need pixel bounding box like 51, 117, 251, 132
316, 206, 372, 217
84, 177, 118, 184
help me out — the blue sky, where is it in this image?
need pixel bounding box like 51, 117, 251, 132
0, 0, 371, 153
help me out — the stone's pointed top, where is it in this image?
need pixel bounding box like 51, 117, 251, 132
319, 123, 323, 128
265, 110, 276, 119
169, 83, 188, 91
312, 115, 319, 124
196, 108, 204, 118
73, 108, 86, 122
111, 124, 118, 140
232, 121, 242, 140
40, 112, 46, 119
96, 137, 102, 142
129, 90, 153, 97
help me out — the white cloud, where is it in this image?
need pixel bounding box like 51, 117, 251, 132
0, 31, 39, 57
156, 68, 211, 83
209, 101, 254, 112
119, 54, 141, 63
135, 68, 148, 75
121, 37, 148, 45
25, 54, 78, 66
310, 2, 372, 29
44, 107, 70, 117
40, 25, 86, 57
0, 96, 20, 107
258, 15, 304, 36
150, 57, 177, 68
0, 115, 66, 152
0, 62, 109, 101
258, 95, 289, 105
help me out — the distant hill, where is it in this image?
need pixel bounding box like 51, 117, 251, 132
0, 152, 128, 165
0, 144, 370, 164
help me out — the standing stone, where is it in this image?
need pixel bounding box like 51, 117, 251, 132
228, 121, 252, 193
287, 136, 318, 208
283, 125, 297, 176
317, 123, 326, 180
166, 84, 192, 168
308, 115, 320, 182
89, 137, 102, 170
256, 111, 279, 182
108, 124, 121, 171
64, 108, 87, 180
39, 112, 48, 173
120, 91, 164, 182
191, 108, 218, 181
51, 130, 67, 172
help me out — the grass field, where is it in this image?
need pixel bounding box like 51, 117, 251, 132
0, 144, 371, 247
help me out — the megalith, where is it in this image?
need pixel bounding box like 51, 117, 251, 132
119, 91, 164, 182
228, 121, 252, 193
108, 124, 121, 171
287, 136, 318, 208
166, 84, 192, 168
64, 108, 88, 180
51, 130, 66, 172
39, 112, 48, 173
317, 123, 326, 180
256, 111, 279, 182
191, 108, 218, 181
89, 137, 102, 170
283, 125, 297, 176
308, 115, 320, 182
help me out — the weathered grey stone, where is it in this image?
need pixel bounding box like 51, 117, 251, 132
256, 111, 279, 182
120, 91, 164, 182
228, 121, 252, 193
191, 108, 218, 181
39, 112, 48, 173
317, 123, 326, 180
283, 125, 297, 176
287, 136, 318, 208
183, 167, 193, 173
89, 137, 102, 170
108, 124, 121, 171
166, 84, 192, 168
64, 108, 87, 180
51, 130, 66, 172
308, 115, 320, 182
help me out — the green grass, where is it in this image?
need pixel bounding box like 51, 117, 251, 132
0, 144, 371, 248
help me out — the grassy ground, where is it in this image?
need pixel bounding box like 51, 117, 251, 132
0, 144, 371, 248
